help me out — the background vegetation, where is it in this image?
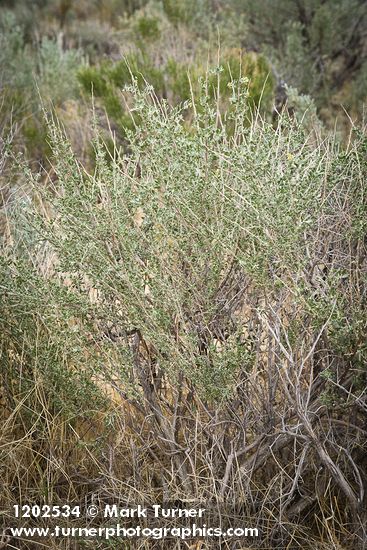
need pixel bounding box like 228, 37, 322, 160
1, 1, 366, 549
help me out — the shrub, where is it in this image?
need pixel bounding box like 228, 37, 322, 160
78, 50, 274, 141
134, 15, 161, 40
1, 79, 366, 548
229, 0, 367, 127
0, 11, 83, 162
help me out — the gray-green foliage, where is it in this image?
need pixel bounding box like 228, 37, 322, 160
77, 52, 274, 141
230, 0, 367, 114
37, 37, 82, 103
0, 12, 33, 96
0, 11, 81, 106
2, 78, 366, 407
0, 11, 83, 158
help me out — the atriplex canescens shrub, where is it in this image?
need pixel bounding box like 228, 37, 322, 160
1, 78, 366, 548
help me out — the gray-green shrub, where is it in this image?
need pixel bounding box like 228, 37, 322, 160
1, 78, 366, 548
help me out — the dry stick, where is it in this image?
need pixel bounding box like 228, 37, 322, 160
219, 448, 235, 500
298, 406, 360, 512
256, 306, 362, 512
282, 443, 310, 511
132, 331, 193, 494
